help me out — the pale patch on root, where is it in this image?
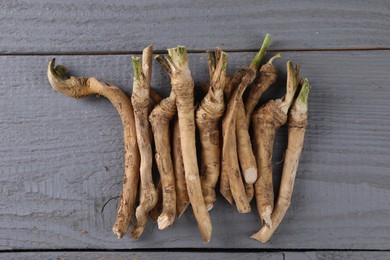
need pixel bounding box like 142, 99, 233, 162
244, 167, 257, 184
157, 213, 175, 230
261, 206, 273, 228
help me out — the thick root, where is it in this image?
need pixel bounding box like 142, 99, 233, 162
172, 117, 190, 217
160, 46, 212, 243
197, 49, 228, 211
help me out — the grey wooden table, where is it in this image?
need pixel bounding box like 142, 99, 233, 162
1, 1, 390, 259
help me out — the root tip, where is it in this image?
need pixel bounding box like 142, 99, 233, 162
112, 227, 124, 239
250, 231, 269, 243
206, 203, 214, 211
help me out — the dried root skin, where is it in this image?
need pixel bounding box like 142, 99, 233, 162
47, 60, 140, 239
222, 68, 256, 213
172, 118, 190, 217
197, 50, 227, 210
163, 46, 212, 243
253, 80, 310, 243
131, 52, 157, 240
149, 93, 177, 230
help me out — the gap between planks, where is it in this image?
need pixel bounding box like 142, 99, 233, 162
1, 47, 390, 56
2, 248, 390, 253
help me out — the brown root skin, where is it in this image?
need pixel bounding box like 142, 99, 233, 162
172, 117, 190, 217
236, 100, 257, 184
150, 181, 163, 223
149, 92, 177, 230
47, 59, 140, 239
197, 49, 228, 211
161, 46, 212, 243
244, 53, 281, 127
219, 70, 245, 205
222, 68, 256, 213
130, 47, 158, 240
252, 61, 299, 230
252, 79, 310, 243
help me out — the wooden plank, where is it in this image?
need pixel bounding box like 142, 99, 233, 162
284, 251, 390, 260
0, 0, 389, 54
0, 51, 390, 250
2, 251, 390, 260
0, 251, 283, 260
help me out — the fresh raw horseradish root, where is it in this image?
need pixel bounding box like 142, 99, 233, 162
252, 61, 299, 230
236, 34, 272, 186
150, 55, 178, 229
172, 117, 190, 217
219, 69, 245, 204
47, 59, 140, 239
159, 46, 212, 243
252, 79, 310, 243
197, 48, 228, 211
47, 34, 311, 243
130, 45, 158, 240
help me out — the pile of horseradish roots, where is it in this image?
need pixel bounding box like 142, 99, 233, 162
47, 34, 310, 243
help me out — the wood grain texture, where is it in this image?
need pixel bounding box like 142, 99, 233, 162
284, 251, 390, 260
0, 51, 390, 250
2, 251, 390, 260
0, 0, 389, 54
0, 251, 282, 260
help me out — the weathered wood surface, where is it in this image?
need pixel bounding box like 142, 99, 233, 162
284, 251, 390, 260
0, 0, 389, 54
0, 251, 282, 260
0, 51, 390, 250
2, 251, 390, 260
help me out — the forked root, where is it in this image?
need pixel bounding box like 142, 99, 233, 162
252, 61, 299, 229
252, 79, 310, 243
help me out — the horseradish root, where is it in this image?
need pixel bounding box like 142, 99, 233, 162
197, 49, 228, 211
131, 46, 158, 239
252, 61, 299, 229
222, 68, 255, 213
47, 59, 140, 239
252, 79, 310, 243
160, 46, 212, 243
172, 117, 190, 217
149, 61, 177, 229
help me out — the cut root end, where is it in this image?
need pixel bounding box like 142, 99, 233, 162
157, 213, 175, 230
244, 168, 257, 184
